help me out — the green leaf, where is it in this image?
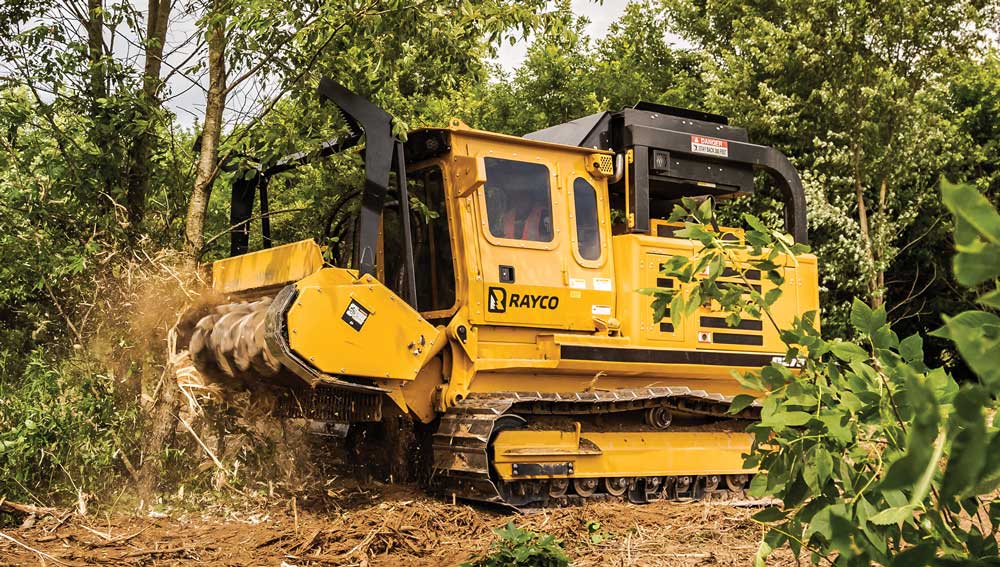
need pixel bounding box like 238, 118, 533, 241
751, 507, 786, 522
868, 505, 917, 526
881, 455, 925, 491
761, 410, 812, 429
940, 179, 1000, 245
850, 298, 875, 334
754, 538, 772, 567
761, 287, 781, 307
838, 391, 864, 413
855, 497, 888, 555
749, 473, 769, 497
815, 447, 833, 485
941, 387, 989, 499
887, 543, 936, 567
830, 341, 869, 362
743, 213, 768, 234
979, 289, 1000, 309
819, 411, 853, 445
899, 334, 924, 365
872, 325, 898, 350
728, 394, 757, 414
936, 311, 1000, 388
805, 506, 832, 540
953, 242, 1000, 287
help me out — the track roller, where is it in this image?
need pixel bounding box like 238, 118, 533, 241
604, 477, 628, 497
574, 478, 598, 497
549, 478, 568, 498
726, 474, 749, 492
645, 476, 662, 497
704, 474, 721, 492
644, 406, 673, 429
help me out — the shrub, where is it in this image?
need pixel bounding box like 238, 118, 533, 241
461, 522, 570, 567
0, 350, 140, 507
647, 181, 1000, 565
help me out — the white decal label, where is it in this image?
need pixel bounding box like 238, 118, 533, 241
691, 135, 729, 157
569, 278, 587, 289
592, 277, 613, 291
592, 305, 612, 316
341, 299, 371, 331
772, 356, 806, 368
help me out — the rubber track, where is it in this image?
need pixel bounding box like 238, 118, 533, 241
431, 387, 756, 507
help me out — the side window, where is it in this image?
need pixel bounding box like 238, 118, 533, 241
483, 158, 553, 242
573, 178, 601, 261
408, 167, 456, 313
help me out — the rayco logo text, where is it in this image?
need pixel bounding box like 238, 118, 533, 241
488, 287, 559, 313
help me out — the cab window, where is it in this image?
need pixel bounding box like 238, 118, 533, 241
573, 178, 601, 261
483, 158, 553, 242
408, 166, 456, 312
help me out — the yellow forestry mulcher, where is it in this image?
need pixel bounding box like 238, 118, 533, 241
187, 78, 819, 507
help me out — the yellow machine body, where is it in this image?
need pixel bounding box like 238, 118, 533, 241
206, 118, 820, 506
212, 239, 325, 295
491, 429, 753, 480
396, 123, 818, 408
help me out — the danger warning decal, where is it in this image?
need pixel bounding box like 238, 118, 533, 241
690, 135, 729, 158
341, 299, 371, 331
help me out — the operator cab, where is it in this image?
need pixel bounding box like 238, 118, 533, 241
401, 122, 616, 332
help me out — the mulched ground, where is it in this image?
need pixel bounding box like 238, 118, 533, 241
0, 482, 794, 566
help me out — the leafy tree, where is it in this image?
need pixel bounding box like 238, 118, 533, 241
444, 1, 702, 136
885, 55, 1000, 377
182, 0, 558, 262
661, 0, 999, 338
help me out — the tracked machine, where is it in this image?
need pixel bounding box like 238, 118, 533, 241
189, 78, 819, 507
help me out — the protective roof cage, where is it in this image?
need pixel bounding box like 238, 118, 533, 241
525, 102, 808, 244
226, 78, 419, 306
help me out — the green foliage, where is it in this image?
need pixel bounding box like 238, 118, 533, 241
0, 351, 140, 507
647, 181, 999, 565
584, 519, 612, 545
441, 2, 702, 136
461, 522, 570, 567
194, 0, 558, 261
663, 0, 1000, 341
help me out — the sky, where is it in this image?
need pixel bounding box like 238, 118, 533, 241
161, 0, 630, 128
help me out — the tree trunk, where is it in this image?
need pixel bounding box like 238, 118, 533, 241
184, 6, 227, 267
125, 0, 172, 229
853, 145, 882, 309
86, 0, 115, 211
874, 179, 887, 309
136, 361, 181, 510
85, 0, 105, 107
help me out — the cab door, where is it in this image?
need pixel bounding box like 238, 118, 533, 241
471, 154, 614, 331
